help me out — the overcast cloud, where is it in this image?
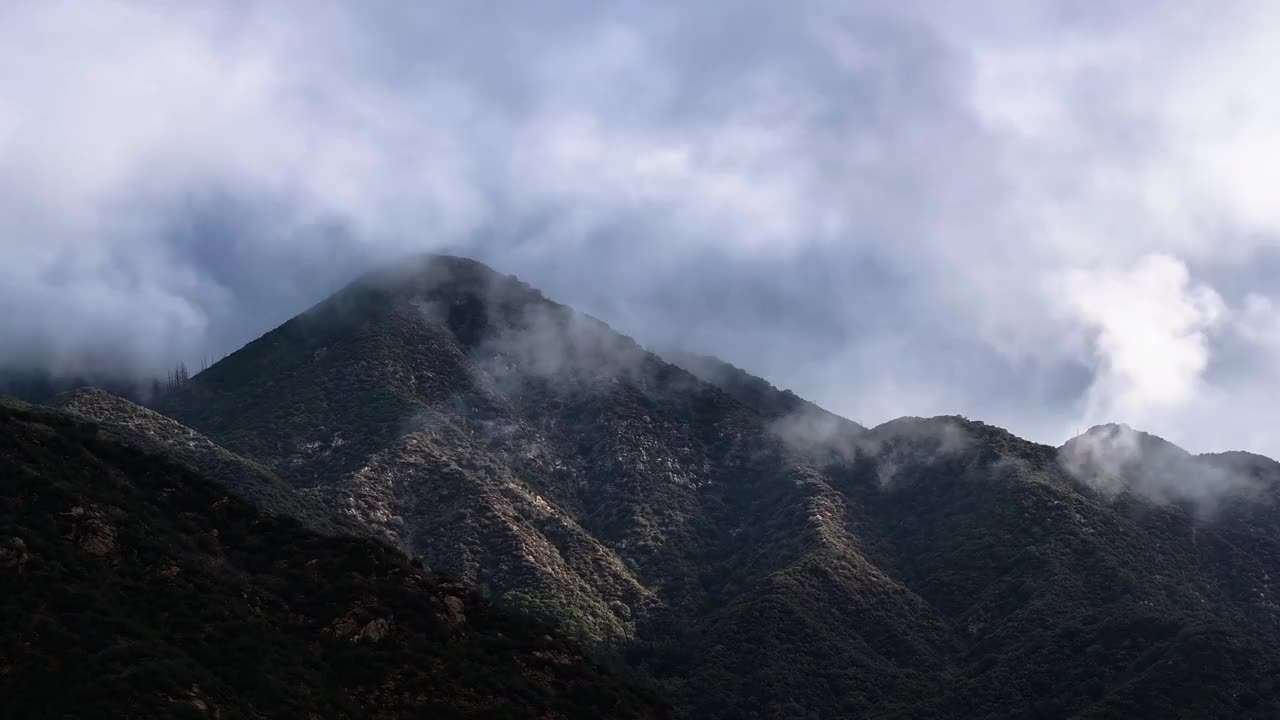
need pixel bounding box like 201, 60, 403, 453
3, 0, 1280, 456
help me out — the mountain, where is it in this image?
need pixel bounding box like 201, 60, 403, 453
135, 254, 1280, 718
0, 395, 669, 719
0, 367, 145, 406
665, 349, 866, 461
1061, 422, 1280, 513
664, 350, 865, 431
55, 387, 350, 536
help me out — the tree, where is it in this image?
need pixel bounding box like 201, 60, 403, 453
166, 361, 191, 392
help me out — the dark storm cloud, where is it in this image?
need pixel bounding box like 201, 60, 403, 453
3, 1, 1280, 456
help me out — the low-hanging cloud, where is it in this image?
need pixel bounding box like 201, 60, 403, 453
854, 417, 973, 489
1058, 423, 1271, 514
1053, 253, 1226, 429
4, 1, 1280, 456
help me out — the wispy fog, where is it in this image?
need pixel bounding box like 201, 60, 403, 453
5, 2, 1280, 456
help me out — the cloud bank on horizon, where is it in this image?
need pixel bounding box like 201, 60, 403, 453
2, 0, 1280, 456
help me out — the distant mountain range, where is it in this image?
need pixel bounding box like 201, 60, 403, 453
6, 255, 1280, 718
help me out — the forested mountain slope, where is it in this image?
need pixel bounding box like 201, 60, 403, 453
0, 396, 669, 719
136, 254, 1280, 718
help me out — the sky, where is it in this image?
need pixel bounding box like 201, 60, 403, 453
3, 1, 1280, 456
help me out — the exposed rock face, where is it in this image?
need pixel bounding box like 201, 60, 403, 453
356, 618, 391, 643
441, 595, 466, 626
66, 506, 117, 557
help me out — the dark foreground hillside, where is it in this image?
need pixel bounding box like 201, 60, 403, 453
54, 387, 350, 537
0, 397, 668, 719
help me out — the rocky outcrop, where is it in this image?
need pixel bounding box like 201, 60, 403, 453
65, 505, 117, 557
441, 595, 466, 626
0, 537, 28, 570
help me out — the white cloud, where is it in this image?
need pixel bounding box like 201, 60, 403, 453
4, 1, 1280, 455
1053, 254, 1224, 428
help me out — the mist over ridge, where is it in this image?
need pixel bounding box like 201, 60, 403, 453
5, 2, 1280, 458
7, 4, 1280, 719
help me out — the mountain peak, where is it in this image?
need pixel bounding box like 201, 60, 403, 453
1063, 422, 1190, 460
134, 255, 1280, 718
349, 253, 545, 304
1055, 421, 1278, 508
289, 254, 555, 351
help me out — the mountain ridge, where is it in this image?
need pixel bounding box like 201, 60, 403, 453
0, 395, 670, 719
67, 253, 1280, 718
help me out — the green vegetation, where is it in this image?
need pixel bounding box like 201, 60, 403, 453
100, 254, 1280, 718
0, 399, 669, 719
56, 388, 349, 535
666, 349, 864, 432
